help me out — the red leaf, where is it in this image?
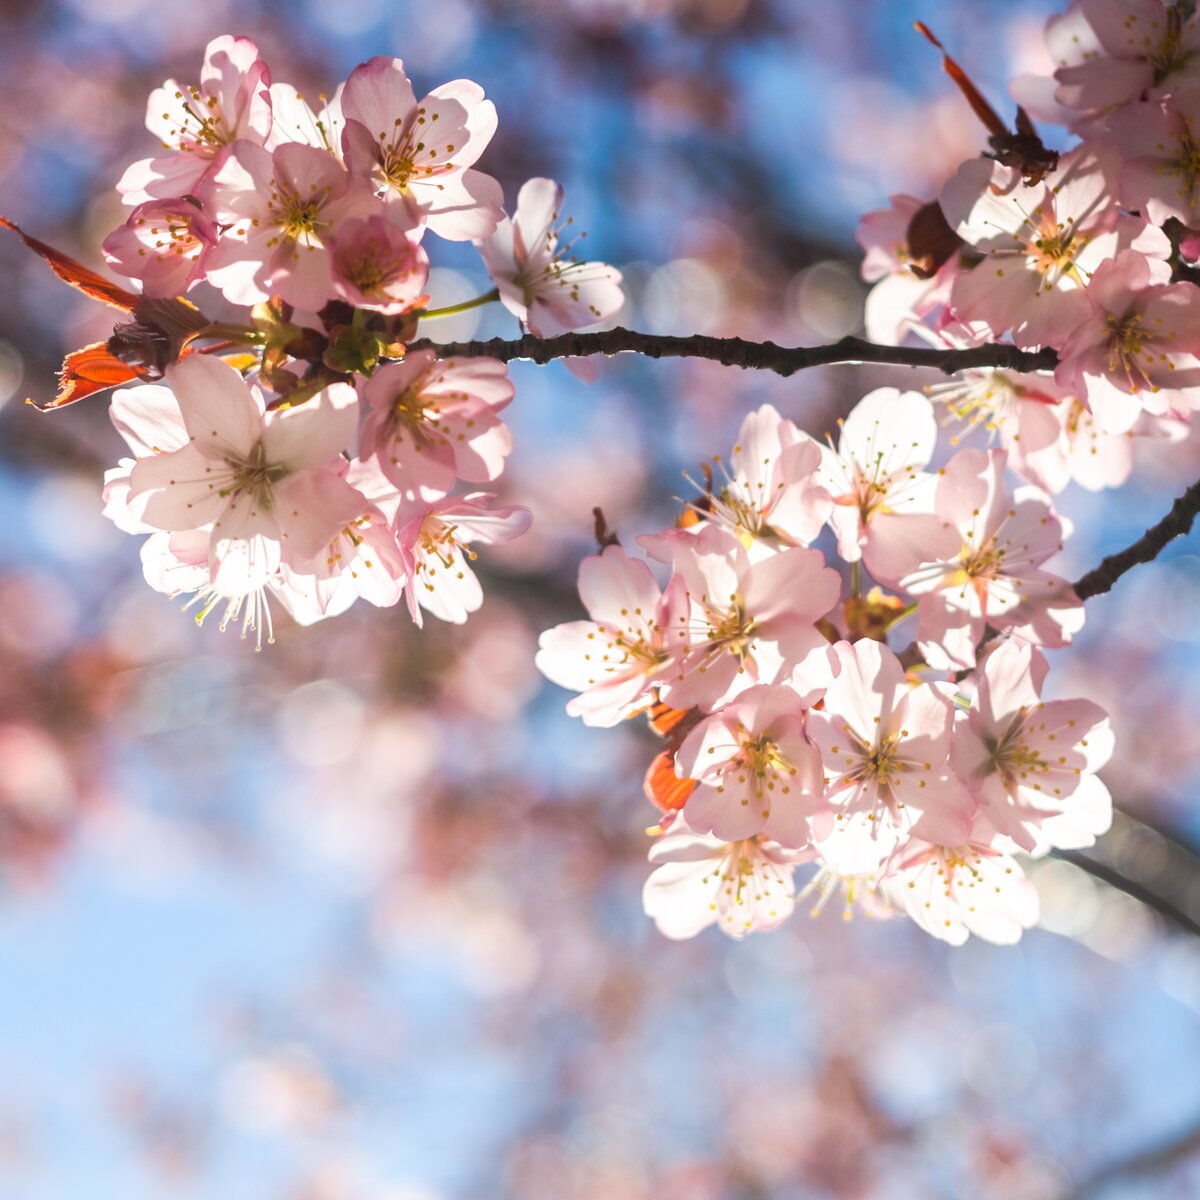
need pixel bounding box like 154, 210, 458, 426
1, 215, 139, 312
33, 342, 140, 411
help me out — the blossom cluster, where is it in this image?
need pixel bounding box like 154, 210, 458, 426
538, 398, 1113, 946
96, 36, 623, 642
860, 0, 1200, 490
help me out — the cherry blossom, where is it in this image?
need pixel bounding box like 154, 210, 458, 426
479, 177, 624, 337
264, 82, 345, 155
672, 684, 823, 845
1110, 86, 1200, 227
638, 525, 841, 713
200, 141, 381, 310
327, 215, 428, 313
126, 356, 365, 593
396, 493, 531, 626
1051, 0, 1200, 119
102, 199, 217, 298
900, 448, 1081, 669
940, 144, 1164, 349
1055, 250, 1200, 432
686, 404, 831, 557
535, 545, 689, 728
856, 193, 958, 345
642, 820, 805, 940
806, 639, 976, 874
340, 56, 503, 241
118, 36, 273, 205
817, 388, 958, 584
951, 640, 1113, 854
883, 824, 1040, 946
360, 351, 513, 502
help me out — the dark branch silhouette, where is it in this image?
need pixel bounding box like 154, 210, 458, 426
408, 327, 1059, 377
1074, 474, 1200, 599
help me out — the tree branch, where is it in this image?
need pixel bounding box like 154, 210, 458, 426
1065, 1115, 1200, 1199
1074, 474, 1200, 599
408, 328, 1058, 377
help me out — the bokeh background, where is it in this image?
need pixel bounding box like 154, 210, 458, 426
3, 0, 1200, 1197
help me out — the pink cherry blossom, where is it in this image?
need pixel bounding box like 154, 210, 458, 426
102, 199, 217, 297
118, 36, 273, 205
941, 144, 1162, 349
856, 193, 958, 345
1052, 0, 1200, 119
535, 545, 689, 728
951, 640, 1113, 854
359, 351, 513, 502
1110, 87, 1200, 227
127, 356, 365, 593
806, 639, 976, 875
480, 178, 624, 337
642, 820, 804, 940
279, 469, 410, 619
638, 525, 841, 713
340, 57, 503, 241
1055, 251, 1200, 433
925, 366, 1068, 469
817, 388, 958, 584
200, 140, 381, 311
901, 448, 1082, 669
673, 684, 823, 845
688, 404, 832, 556
326, 215, 429, 314
1010, 4, 1105, 129
264, 83, 345, 155
882, 823, 1040, 946
396, 493, 531, 626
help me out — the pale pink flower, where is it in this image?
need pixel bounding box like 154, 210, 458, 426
1056, 251, 1200, 433
326, 215, 428, 314
138, 529, 311, 649
118, 35, 273, 205
264, 83, 345, 155
642, 820, 804, 940
817, 388, 958, 584
360, 351, 513, 502
1052, 0, 1200, 119
673, 684, 823, 845
882, 823, 1040, 946
396, 493, 531, 626
127, 356, 365, 593
480, 178, 624, 337
941, 144, 1164, 349
200, 141, 381, 311
535, 545, 689, 728
1011, 396, 1138, 494
638, 525, 841, 713
340, 57, 503, 241
1010, 5, 1106, 129
102, 199, 217, 297
925, 365, 1067, 481
951, 640, 1114, 854
279, 463, 410, 619
901, 448, 1082, 669
856, 193, 958, 345
806, 639, 976, 875
1110, 87, 1200, 227
687, 404, 831, 556
103, 382, 190, 533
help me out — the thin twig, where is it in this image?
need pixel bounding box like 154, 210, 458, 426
407, 328, 1058, 377
1074, 474, 1200, 599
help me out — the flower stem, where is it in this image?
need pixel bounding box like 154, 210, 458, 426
419, 288, 501, 320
